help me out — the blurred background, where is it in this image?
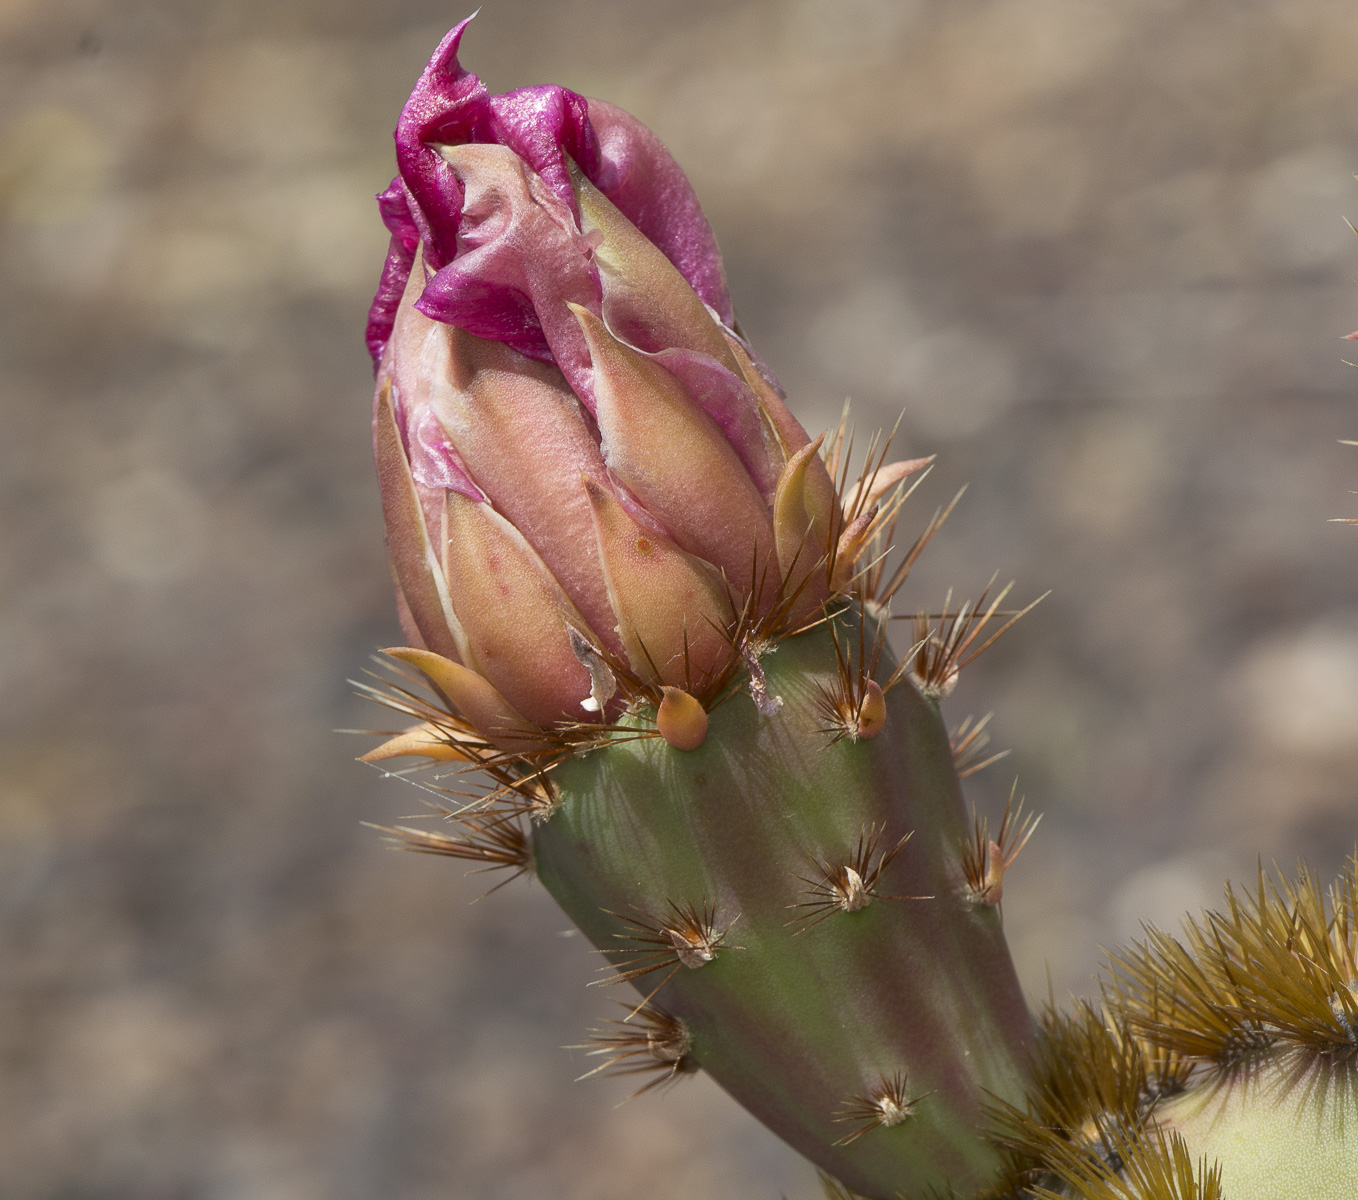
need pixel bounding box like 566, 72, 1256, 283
3, 0, 1357, 1195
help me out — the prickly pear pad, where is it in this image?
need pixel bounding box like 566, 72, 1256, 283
533, 608, 1034, 1199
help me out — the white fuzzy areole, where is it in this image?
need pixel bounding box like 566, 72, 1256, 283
1159, 1066, 1358, 1200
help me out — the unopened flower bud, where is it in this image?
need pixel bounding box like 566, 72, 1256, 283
366, 15, 885, 738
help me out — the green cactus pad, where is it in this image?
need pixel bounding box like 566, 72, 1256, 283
1159, 1070, 1358, 1200
532, 608, 1034, 1199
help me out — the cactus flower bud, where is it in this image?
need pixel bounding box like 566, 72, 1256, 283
367, 15, 840, 736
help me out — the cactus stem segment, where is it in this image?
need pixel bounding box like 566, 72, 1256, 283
833, 1070, 936, 1146
573, 1003, 698, 1098
530, 615, 1037, 1195
962, 783, 1040, 908
1029, 1121, 1224, 1200
1108, 858, 1358, 1072
787, 825, 929, 933
994, 861, 1358, 1199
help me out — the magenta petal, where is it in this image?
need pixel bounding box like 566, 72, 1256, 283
421, 144, 603, 409
486, 85, 601, 214
378, 177, 420, 253
365, 180, 422, 365
650, 349, 780, 499
416, 267, 550, 361
393, 16, 488, 270
586, 99, 733, 327
377, 19, 735, 369
367, 234, 414, 366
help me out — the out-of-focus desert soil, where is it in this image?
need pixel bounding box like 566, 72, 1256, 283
2, 1, 1357, 1196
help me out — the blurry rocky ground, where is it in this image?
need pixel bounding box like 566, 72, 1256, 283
2, 0, 1357, 1195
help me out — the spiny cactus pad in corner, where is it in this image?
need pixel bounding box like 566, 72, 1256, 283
991, 860, 1358, 1200
354, 16, 1357, 1200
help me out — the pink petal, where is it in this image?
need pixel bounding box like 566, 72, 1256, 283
574, 305, 774, 599
372, 382, 463, 663
410, 317, 624, 658
651, 349, 781, 500
582, 477, 733, 688
587, 98, 733, 327
419, 143, 602, 408
376, 21, 736, 369
439, 490, 598, 725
